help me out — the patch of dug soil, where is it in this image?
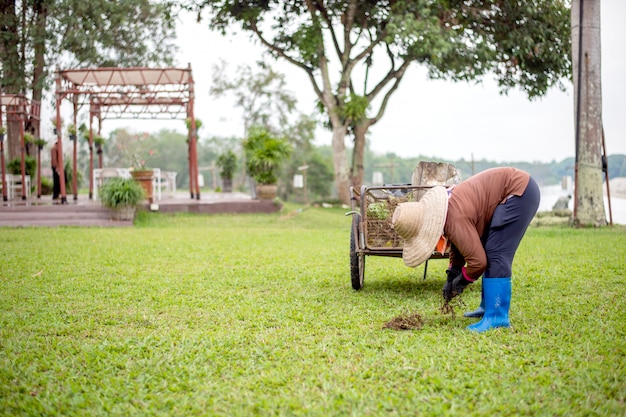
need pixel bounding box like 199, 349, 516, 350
383, 312, 425, 330
439, 296, 466, 319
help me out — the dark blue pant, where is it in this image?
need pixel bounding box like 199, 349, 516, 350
483, 177, 540, 278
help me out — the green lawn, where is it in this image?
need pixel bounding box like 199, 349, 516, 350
1, 207, 625, 416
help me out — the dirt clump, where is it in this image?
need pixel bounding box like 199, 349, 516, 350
383, 312, 425, 330
439, 296, 466, 319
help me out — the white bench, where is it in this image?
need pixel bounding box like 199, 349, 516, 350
158, 171, 177, 198
5, 174, 31, 199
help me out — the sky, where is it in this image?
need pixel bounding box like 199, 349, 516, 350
102, 1, 626, 164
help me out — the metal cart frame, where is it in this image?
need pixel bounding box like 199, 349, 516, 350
346, 184, 450, 290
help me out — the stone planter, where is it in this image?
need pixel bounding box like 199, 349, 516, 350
256, 184, 277, 200
222, 178, 233, 193
111, 206, 136, 221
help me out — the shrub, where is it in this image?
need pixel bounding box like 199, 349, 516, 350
8, 156, 36, 177
99, 178, 145, 209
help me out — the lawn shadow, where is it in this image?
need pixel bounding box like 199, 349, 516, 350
359, 273, 444, 299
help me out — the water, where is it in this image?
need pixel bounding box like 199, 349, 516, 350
539, 184, 626, 225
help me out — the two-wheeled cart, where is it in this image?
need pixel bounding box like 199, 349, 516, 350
346, 162, 461, 290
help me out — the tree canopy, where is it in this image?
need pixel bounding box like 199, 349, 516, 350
189, 0, 571, 202
0, 0, 178, 157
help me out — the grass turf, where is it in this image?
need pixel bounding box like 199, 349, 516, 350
1, 207, 625, 416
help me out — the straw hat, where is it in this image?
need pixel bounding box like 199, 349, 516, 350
392, 186, 449, 267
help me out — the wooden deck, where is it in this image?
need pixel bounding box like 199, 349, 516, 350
0, 191, 281, 227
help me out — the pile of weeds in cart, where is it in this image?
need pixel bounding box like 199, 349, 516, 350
1, 205, 625, 416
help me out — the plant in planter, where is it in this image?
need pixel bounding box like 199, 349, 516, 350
50, 117, 63, 135
67, 124, 77, 141
115, 132, 156, 203
216, 150, 238, 192
243, 126, 291, 200
93, 135, 106, 168
23, 132, 34, 155
34, 138, 46, 150
99, 177, 145, 220
0, 126, 6, 141
93, 135, 105, 151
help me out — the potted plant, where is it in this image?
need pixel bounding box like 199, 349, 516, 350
93, 135, 106, 167
34, 138, 46, 150
50, 117, 63, 135
0, 126, 6, 142
23, 132, 34, 154
99, 177, 145, 220
67, 124, 77, 141
216, 150, 238, 192
93, 135, 105, 152
121, 133, 156, 203
243, 126, 292, 200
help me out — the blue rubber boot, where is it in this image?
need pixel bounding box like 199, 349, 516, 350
467, 278, 511, 333
464, 282, 485, 318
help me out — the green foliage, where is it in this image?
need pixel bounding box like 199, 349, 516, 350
40, 176, 53, 195
99, 177, 145, 209
216, 150, 238, 180
0, 212, 624, 415
7, 156, 36, 177
185, 118, 203, 132
243, 126, 292, 185
1, 0, 177, 162
93, 135, 105, 148
51, 0, 177, 67
286, 20, 324, 66
342, 94, 370, 123
22, 133, 34, 144
195, 0, 572, 199
64, 160, 82, 189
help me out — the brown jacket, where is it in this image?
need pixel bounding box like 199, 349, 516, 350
444, 167, 530, 279
51, 141, 59, 171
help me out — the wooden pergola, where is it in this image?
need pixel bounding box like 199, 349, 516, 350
0, 92, 41, 202
54, 66, 200, 203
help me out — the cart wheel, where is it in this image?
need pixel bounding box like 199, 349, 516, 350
350, 216, 365, 290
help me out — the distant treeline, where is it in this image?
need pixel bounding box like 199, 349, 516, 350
340, 148, 626, 186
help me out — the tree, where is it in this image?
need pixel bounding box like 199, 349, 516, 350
210, 59, 297, 135
571, 0, 606, 226
0, 0, 178, 159
189, 0, 571, 203
210, 60, 334, 199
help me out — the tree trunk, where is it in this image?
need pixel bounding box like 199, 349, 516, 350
331, 125, 350, 204
0, 0, 26, 160
351, 123, 369, 188
571, 0, 606, 227
30, 0, 48, 139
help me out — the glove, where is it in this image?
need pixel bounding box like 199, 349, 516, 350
445, 267, 461, 283
442, 267, 460, 301
443, 267, 474, 302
